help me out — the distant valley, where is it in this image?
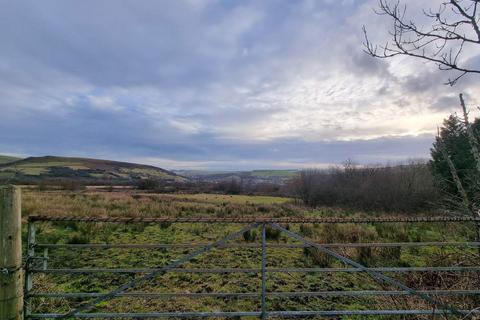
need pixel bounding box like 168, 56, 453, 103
174, 169, 298, 185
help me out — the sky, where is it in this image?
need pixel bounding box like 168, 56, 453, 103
1, 0, 479, 170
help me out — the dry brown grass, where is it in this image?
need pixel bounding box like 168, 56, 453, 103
21, 189, 299, 221
22, 189, 480, 318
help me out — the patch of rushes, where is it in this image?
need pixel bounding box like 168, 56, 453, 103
22, 189, 480, 316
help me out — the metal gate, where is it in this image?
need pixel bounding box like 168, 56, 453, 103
25, 216, 480, 318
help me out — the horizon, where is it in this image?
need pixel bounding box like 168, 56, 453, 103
0, 153, 431, 172
1, 1, 479, 170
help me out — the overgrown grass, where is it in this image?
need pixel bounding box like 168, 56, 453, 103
22, 189, 480, 318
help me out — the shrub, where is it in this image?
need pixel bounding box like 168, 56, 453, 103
290, 160, 439, 213
265, 226, 281, 241
159, 222, 172, 229
243, 230, 258, 242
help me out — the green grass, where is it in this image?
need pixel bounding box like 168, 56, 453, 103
249, 170, 298, 178
0, 155, 183, 181
158, 193, 292, 205
22, 189, 479, 317
0, 155, 22, 164
123, 167, 173, 179
5, 161, 82, 175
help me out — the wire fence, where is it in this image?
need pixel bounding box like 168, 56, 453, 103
25, 216, 480, 319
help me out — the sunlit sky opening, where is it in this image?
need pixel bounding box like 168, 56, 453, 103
1, 0, 479, 170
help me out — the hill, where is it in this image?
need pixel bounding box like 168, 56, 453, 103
0, 156, 185, 184
0, 155, 22, 164
176, 169, 298, 185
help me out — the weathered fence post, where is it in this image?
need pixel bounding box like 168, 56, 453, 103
0, 185, 23, 320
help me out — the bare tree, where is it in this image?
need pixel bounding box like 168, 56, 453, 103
363, 0, 480, 238
363, 0, 480, 85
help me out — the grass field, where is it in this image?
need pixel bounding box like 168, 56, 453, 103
250, 170, 298, 178
0, 155, 21, 164
22, 189, 479, 318
0, 156, 183, 182
156, 193, 292, 205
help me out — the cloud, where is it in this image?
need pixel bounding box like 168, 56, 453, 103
0, 0, 479, 169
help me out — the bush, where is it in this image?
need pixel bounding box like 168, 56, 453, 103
290, 160, 440, 213
243, 230, 258, 242
265, 226, 281, 241
159, 222, 172, 229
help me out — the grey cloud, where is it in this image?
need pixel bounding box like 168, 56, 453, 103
401, 71, 441, 94
347, 49, 391, 77
1, 0, 478, 169
431, 95, 461, 112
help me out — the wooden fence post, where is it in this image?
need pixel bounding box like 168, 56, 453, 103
0, 185, 23, 320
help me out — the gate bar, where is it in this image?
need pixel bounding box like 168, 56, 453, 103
28, 215, 480, 223
28, 309, 480, 318
29, 289, 480, 299
56, 223, 259, 319
34, 241, 480, 249
32, 266, 480, 274
269, 223, 466, 317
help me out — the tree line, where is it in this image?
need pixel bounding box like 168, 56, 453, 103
290, 107, 480, 214
292, 0, 480, 215
290, 160, 438, 213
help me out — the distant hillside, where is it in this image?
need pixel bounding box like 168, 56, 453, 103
250, 170, 298, 178
176, 169, 298, 185
0, 156, 185, 184
0, 155, 22, 164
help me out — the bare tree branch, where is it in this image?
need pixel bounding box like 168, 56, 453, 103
363, 0, 480, 85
